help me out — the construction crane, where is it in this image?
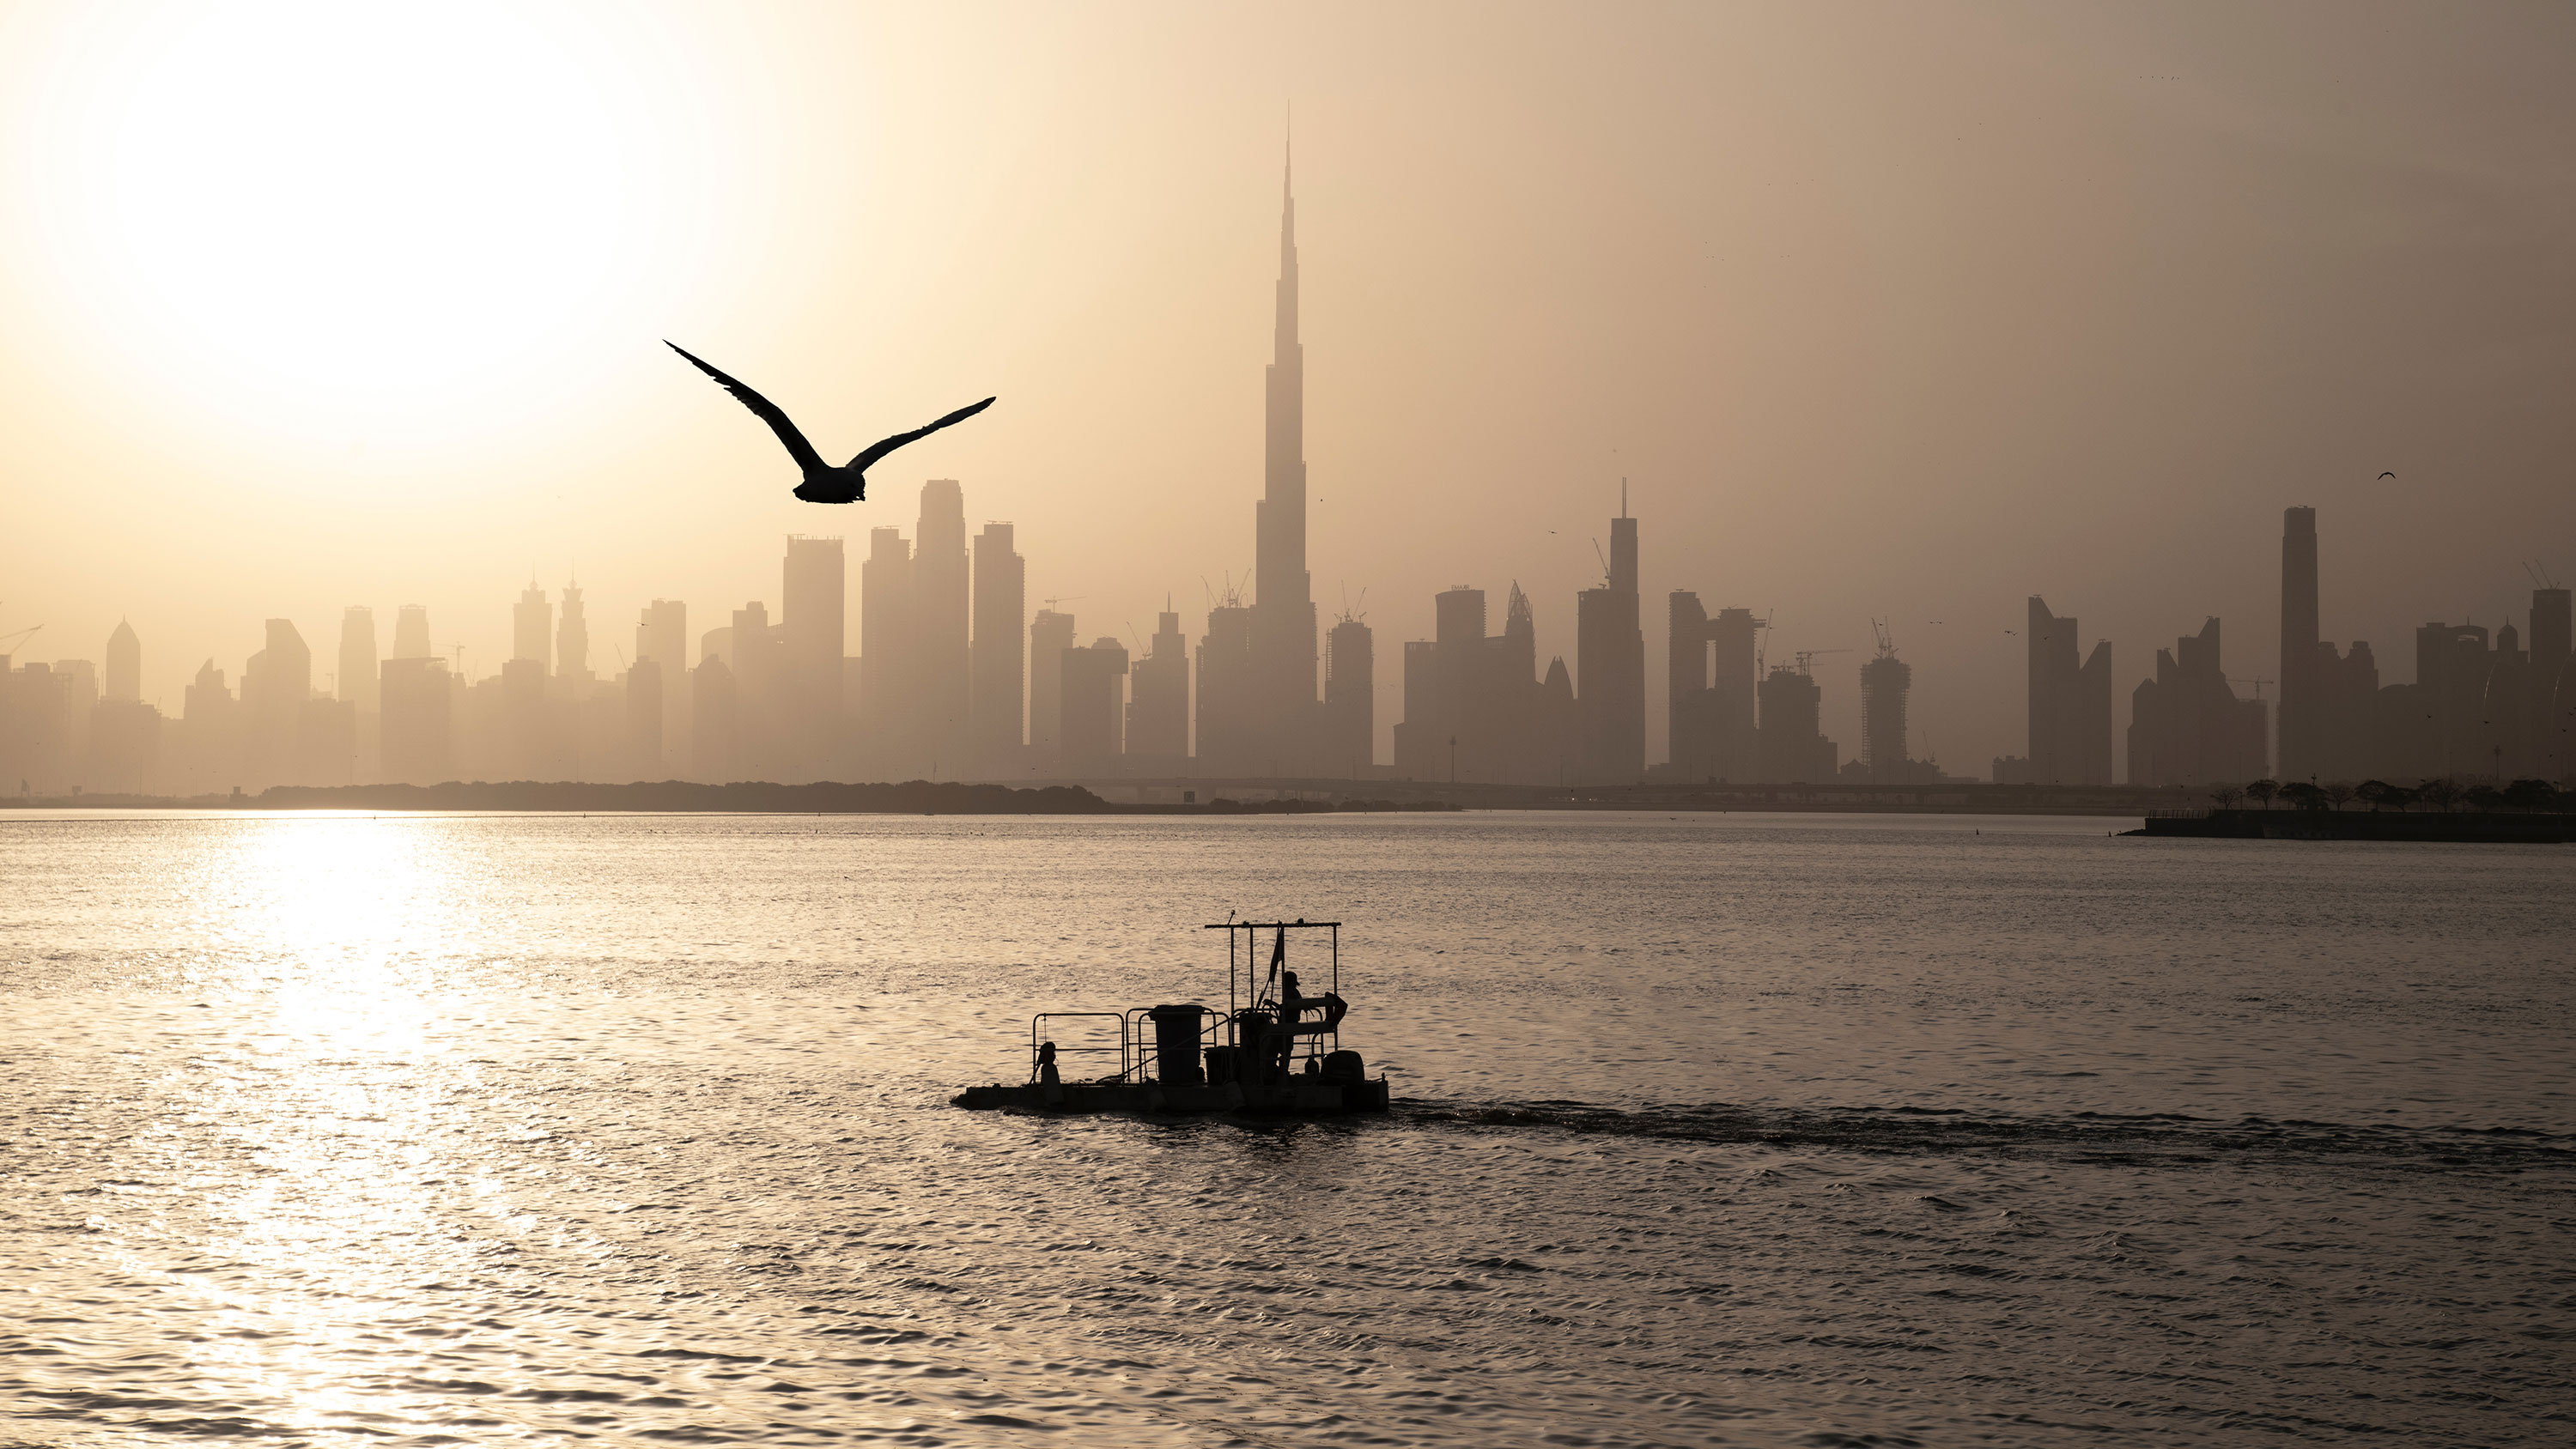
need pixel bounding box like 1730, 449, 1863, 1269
2228, 676, 2273, 701
1792, 648, 1851, 675
1041, 595, 1086, 611
1201, 572, 1250, 609
0, 620, 40, 656
1871, 618, 1897, 656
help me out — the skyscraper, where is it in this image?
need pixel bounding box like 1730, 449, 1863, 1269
1127, 604, 1191, 764
1434, 585, 1485, 776
105, 619, 141, 703
1537, 657, 1578, 782
380, 657, 450, 784
2128, 616, 2267, 785
626, 658, 664, 779
693, 654, 738, 782
1059, 637, 1129, 773
1393, 581, 1556, 782
1670, 596, 1762, 781
1323, 612, 1373, 775
2529, 586, 2571, 781
726, 600, 782, 780
2533, 588, 2573, 679
1755, 663, 1837, 783
240, 618, 311, 789
914, 482, 970, 768
1194, 595, 1255, 773
1575, 494, 1644, 782
338, 607, 378, 712
52, 659, 97, 781
970, 521, 1025, 772
89, 629, 160, 795
1029, 609, 1076, 767
860, 525, 914, 760
2415, 621, 2494, 779
782, 535, 844, 778
180, 658, 239, 795
636, 599, 688, 774
556, 584, 591, 694
501, 656, 552, 780
1249, 147, 1320, 773
2481, 620, 2534, 779
2318, 639, 2380, 782
392, 604, 432, 661
2277, 506, 2320, 780
2026, 596, 2112, 784
1860, 639, 1912, 781
513, 582, 551, 669
1392, 638, 1440, 778
1668, 591, 1713, 778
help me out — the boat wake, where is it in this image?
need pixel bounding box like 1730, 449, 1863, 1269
1398, 1096, 2576, 1173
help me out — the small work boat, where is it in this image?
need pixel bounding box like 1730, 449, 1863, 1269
952, 919, 1392, 1115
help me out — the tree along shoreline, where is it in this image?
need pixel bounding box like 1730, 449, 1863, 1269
2130, 807, 2576, 843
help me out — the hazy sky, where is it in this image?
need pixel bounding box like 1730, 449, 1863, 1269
3, 0, 2571, 772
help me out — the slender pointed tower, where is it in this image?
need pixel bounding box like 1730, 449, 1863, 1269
1248, 136, 1319, 773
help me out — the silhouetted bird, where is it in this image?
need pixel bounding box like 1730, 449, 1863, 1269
666, 342, 993, 504
2378, 470, 2396, 479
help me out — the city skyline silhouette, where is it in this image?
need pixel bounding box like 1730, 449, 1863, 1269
2, 3, 2571, 782
8, 132, 2576, 796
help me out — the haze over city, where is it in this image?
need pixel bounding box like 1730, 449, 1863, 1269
3, 0, 2573, 773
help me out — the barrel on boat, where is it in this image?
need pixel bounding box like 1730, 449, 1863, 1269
1145, 1003, 1205, 1084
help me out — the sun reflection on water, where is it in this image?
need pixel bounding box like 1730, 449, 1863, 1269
164, 815, 502, 1437
191, 813, 477, 1005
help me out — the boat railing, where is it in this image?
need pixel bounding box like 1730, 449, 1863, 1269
1030, 1012, 1127, 1083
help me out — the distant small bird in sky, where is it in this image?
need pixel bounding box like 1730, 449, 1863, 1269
2379, 470, 2396, 479
666, 342, 993, 504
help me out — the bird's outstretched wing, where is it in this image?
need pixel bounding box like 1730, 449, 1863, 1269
848, 397, 996, 471
666, 342, 827, 476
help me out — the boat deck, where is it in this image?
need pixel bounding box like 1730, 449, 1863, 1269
953, 1076, 1388, 1115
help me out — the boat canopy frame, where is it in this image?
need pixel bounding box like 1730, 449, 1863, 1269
1206, 919, 1344, 1070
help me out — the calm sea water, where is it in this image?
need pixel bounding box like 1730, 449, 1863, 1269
3, 810, 2570, 1447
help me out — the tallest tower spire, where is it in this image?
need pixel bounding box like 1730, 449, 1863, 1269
1273, 139, 1299, 367
1244, 130, 1318, 771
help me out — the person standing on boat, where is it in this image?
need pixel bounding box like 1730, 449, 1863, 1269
1272, 971, 1307, 1076
1035, 1040, 1060, 1086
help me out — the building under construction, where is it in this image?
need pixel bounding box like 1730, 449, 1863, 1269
1860, 622, 1915, 783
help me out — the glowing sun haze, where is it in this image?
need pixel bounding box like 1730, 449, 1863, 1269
2, 0, 2571, 768
18, 0, 751, 449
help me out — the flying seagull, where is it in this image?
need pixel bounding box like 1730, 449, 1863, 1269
2379, 470, 2396, 479
666, 342, 993, 504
